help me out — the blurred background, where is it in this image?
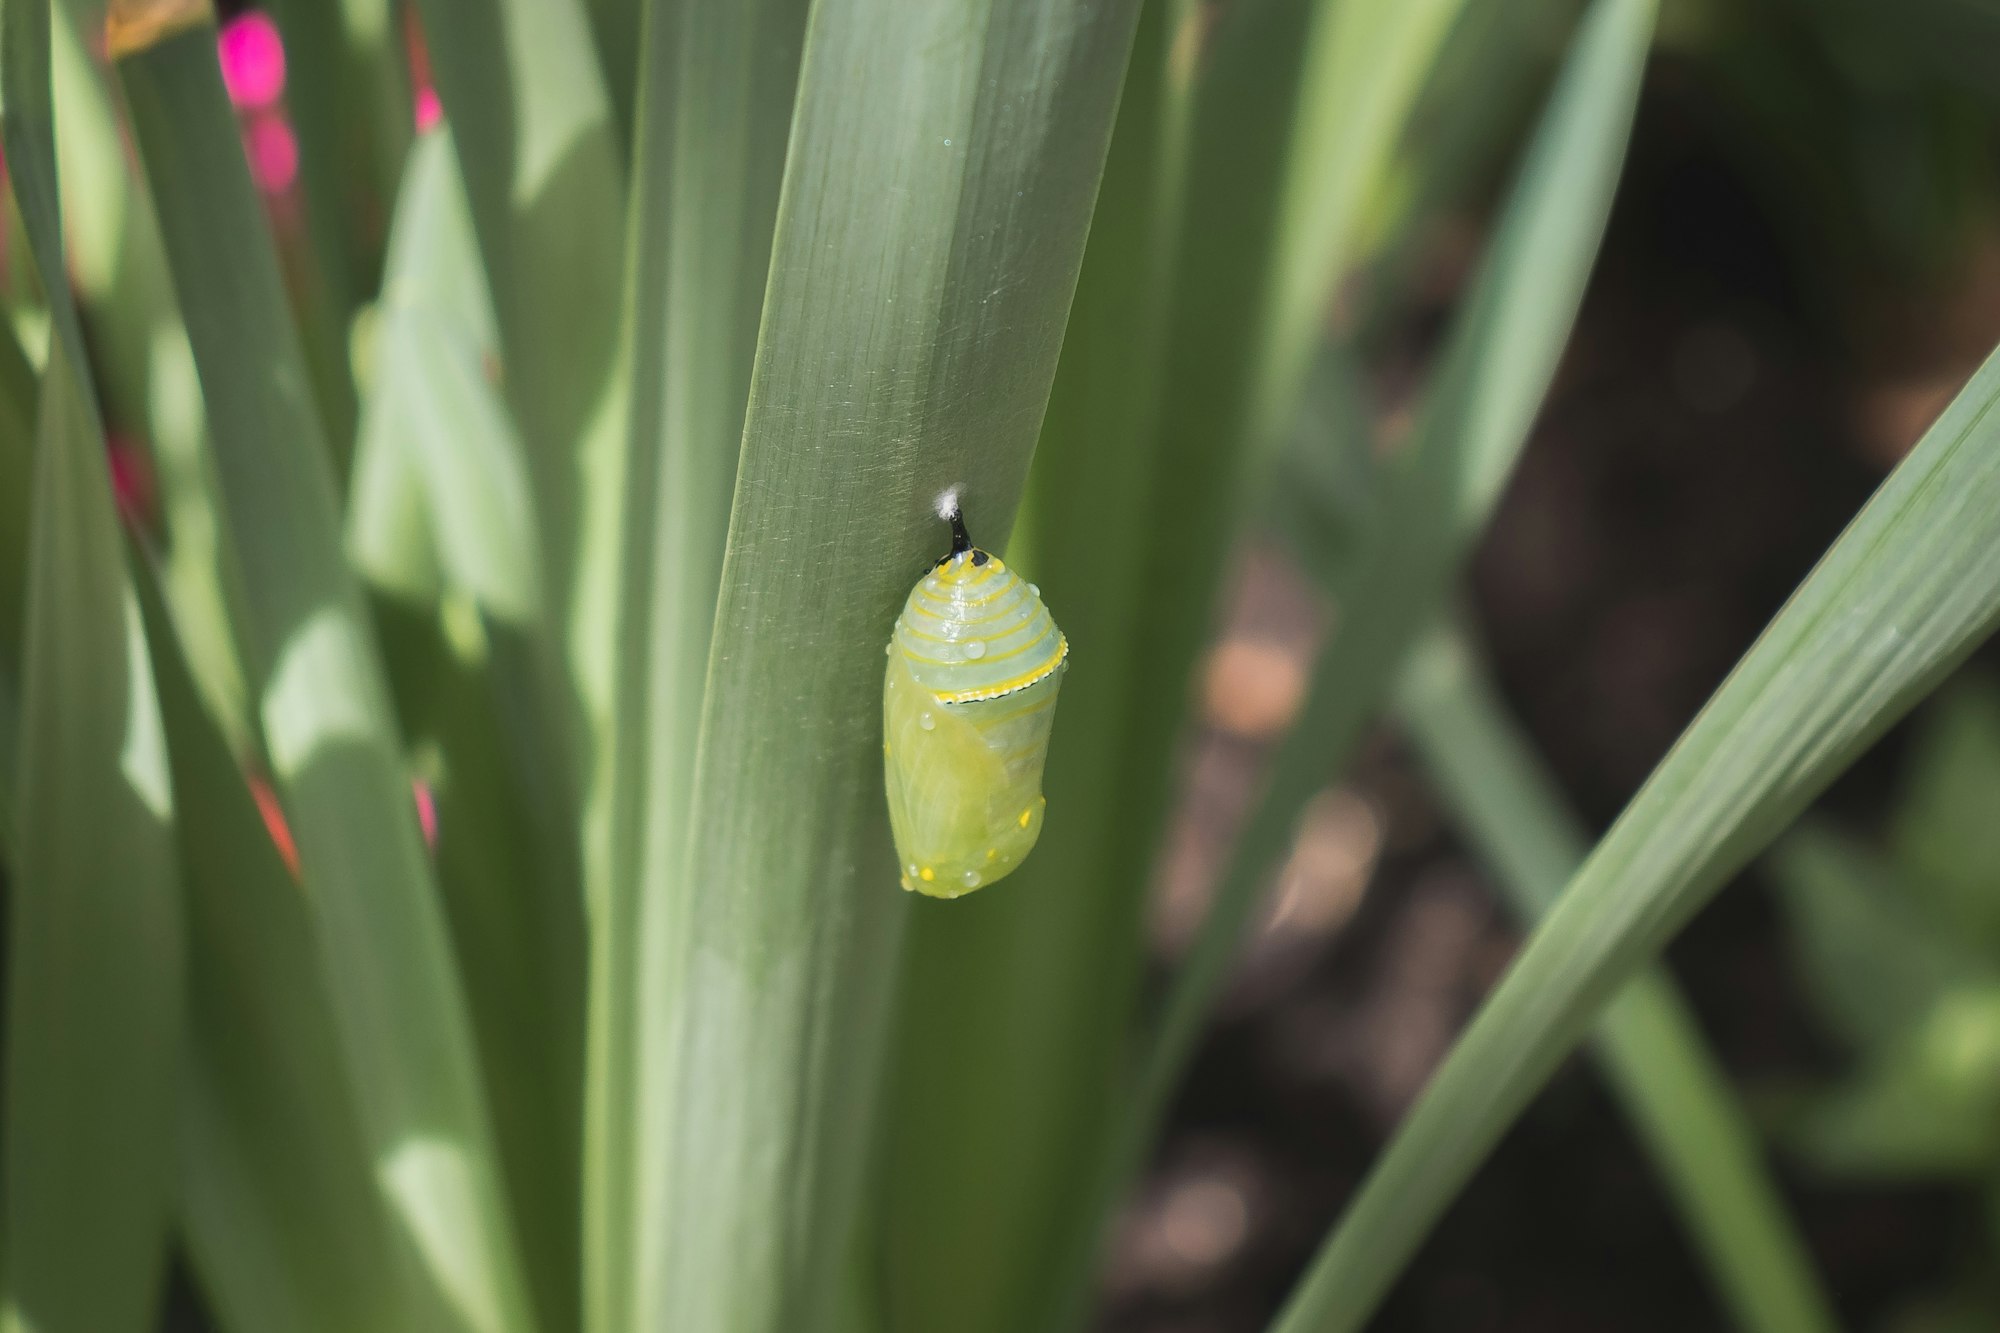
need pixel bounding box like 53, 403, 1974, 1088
1098, 0, 2000, 1328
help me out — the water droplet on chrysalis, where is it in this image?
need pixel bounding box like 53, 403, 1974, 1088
962, 870, 980, 888
963, 640, 986, 660
919, 712, 935, 731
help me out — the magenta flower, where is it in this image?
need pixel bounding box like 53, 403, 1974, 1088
244, 117, 299, 194
216, 13, 286, 111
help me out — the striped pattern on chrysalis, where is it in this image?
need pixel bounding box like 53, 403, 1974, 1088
882, 496, 1066, 899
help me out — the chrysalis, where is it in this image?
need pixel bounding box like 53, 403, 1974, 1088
883, 496, 1067, 899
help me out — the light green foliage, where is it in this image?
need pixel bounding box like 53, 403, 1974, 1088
1765, 678, 2000, 1325
1272, 227, 2000, 1333
112, 24, 539, 1333
2, 0, 182, 1325
1400, 625, 1837, 1333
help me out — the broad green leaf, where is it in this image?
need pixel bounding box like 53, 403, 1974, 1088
260, 0, 410, 458
1137, 0, 1652, 1221
650, 2, 1142, 1328
357, 125, 588, 1323
404, 0, 627, 870
359, 129, 541, 624
0, 319, 34, 841
579, 0, 639, 155
111, 24, 537, 1333
263, 0, 410, 294
372, 597, 588, 1333
1, 0, 182, 1324
4, 341, 181, 1333
1398, 624, 1838, 1333
346, 408, 445, 605
585, 0, 806, 1329
876, 5, 1193, 1331
136, 566, 422, 1333
1267, 215, 2000, 1333
50, 0, 251, 753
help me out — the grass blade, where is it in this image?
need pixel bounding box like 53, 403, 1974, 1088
586, 0, 806, 1328
1249, 0, 1468, 452
403, 0, 626, 840
1, 0, 181, 1322
651, 1, 1141, 1327
1396, 623, 1840, 1333
359, 124, 589, 1328
1264, 255, 2000, 1333
1133, 0, 1652, 1237
876, 5, 1193, 1329
110, 22, 536, 1333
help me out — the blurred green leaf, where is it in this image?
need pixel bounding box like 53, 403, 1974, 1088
4, 341, 182, 1333
51, 0, 252, 753
263, 0, 411, 295
648, 2, 1141, 1328
1269, 163, 2000, 1333
580, 0, 639, 154
0, 319, 34, 841
1142, 0, 1652, 1208
1250, 0, 1468, 451
586, 0, 806, 1329
1399, 624, 1838, 1333
1770, 823, 1992, 1053
258, 0, 408, 460
357, 125, 588, 1327
1784, 988, 2000, 1178
1890, 677, 2000, 949
1, 0, 182, 1324
405, 0, 627, 843
346, 399, 446, 605
137, 566, 422, 1333
113, 25, 537, 1333
359, 129, 541, 624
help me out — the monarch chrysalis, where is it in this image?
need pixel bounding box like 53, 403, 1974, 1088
883, 495, 1067, 899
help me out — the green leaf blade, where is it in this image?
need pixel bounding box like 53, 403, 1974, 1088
1139, 0, 1655, 1220
586, 1, 807, 1329
1270, 205, 2000, 1333
111, 26, 538, 1333
1397, 625, 1839, 1333
2, 2, 183, 1324
5, 342, 182, 1333
649, 2, 1142, 1328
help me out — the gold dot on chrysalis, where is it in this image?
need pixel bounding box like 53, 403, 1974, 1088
920, 866, 935, 882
